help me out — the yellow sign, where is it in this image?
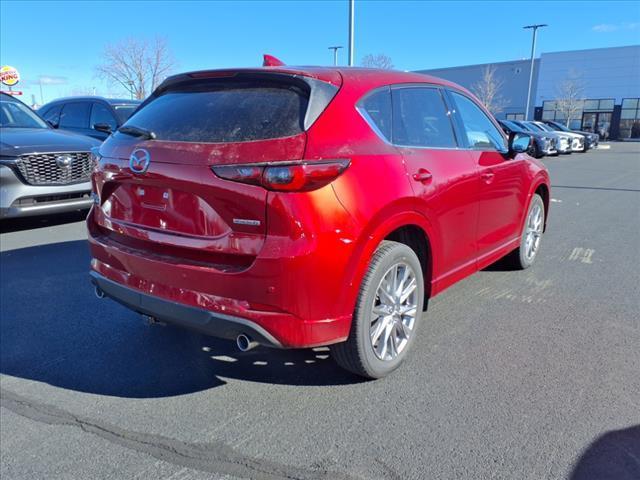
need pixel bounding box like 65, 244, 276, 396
0, 66, 20, 86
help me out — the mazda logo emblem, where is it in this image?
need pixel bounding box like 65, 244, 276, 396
129, 148, 150, 174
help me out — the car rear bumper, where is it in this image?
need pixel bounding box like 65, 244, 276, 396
87, 190, 358, 348
90, 270, 284, 348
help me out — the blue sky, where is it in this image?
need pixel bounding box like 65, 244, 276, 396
1, 0, 639, 104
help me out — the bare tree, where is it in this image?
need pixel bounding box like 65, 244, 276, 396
96, 37, 175, 99
554, 74, 586, 127
361, 53, 394, 70
472, 65, 509, 115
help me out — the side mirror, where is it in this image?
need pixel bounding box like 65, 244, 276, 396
47, 120, 58, 129
93, 123, 113, 134
510, 132, 531, 155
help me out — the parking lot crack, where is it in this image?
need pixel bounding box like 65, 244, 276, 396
0, 388, 360, 480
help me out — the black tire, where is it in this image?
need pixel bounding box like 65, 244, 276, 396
530, 142, 540, 158
504, 194, 545, 270
331, 240, 424, 379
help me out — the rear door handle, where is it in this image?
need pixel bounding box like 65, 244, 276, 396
412, 169, 433, 183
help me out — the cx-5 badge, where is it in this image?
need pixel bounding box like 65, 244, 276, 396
129, 148, 151, 174
233, 218, 261, 226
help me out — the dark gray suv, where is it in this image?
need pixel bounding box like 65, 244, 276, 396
39, 96, 140, 141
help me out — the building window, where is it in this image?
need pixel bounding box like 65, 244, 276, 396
580, 99, 615, 112
506, 113, 524, 120
620, 98, 640, 140
598, 99, 614, 111
542, 98, 615, 130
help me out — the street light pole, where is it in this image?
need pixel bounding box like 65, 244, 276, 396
348, 0, 355, 66
328, 46, 343, 66
523, 23, 547, 120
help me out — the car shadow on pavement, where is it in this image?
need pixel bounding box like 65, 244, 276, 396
569, 425, 640, 480
0, 240, 362, 399
0, 210, 90, 234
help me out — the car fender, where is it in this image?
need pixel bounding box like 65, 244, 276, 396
521, 172, 551, 233
336, 206, 439, 317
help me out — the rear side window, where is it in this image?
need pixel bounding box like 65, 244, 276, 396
123, 79, 310, 143
392, 87, 457, 148
359, 89, 392, 141
59, 102, 90, 128
41, 104, 62, 125
450, 92, 506, 151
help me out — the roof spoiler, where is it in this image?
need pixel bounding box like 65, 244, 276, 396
263, 54, 285, 67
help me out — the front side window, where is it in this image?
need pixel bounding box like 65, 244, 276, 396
113, 104, 138, 124
451, 91, 506, 151
90, 103, 118, 130
391, 87, 457, 148
59, 102, 90, 128
359, 88, 392, 141
40, 104, 62, 125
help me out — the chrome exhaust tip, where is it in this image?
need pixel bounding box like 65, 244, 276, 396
236, 334, 258, 352
94, 286, 105, 299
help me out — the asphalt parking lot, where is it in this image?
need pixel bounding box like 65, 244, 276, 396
1, 143, 639, 480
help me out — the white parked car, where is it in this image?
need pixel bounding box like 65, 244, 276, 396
530, 121, 586, 152
515, 121, 573, 154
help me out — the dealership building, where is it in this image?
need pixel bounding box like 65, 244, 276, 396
416, 45, 640, 140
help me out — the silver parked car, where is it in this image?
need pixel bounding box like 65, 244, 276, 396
0, 93, 100, 219
514, 120, 573, 154
530, 121, 585, 152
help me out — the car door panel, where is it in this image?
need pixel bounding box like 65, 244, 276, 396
448, 90, 528, 261
473, 152, 528, 257
391, 86, 479, 288
402, 147, 479, 291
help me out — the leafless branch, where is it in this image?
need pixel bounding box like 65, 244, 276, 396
95, 37, 175, 99
361, 53, 394, 70
554, 73, 586, 127
472, 65, 509, 115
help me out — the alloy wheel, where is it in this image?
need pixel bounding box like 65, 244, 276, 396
369, 262, 418, 361
524, 203, 544, 262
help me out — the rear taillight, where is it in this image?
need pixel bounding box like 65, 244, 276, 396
212, 160, 350, 192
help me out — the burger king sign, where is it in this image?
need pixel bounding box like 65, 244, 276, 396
0, 66, 20, 87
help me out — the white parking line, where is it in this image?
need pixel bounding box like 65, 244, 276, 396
568, 247, 595, 263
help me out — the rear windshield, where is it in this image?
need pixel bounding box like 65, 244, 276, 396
122, 79, 309, 143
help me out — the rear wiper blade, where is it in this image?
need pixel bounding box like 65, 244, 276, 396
118, 125, 156, 140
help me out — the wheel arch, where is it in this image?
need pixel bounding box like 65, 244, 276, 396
385, 224, 432, 309
533, 181, 550, 232
339, 210, 438, 315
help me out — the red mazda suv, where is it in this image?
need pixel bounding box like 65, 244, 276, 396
88, 66, 549, 378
